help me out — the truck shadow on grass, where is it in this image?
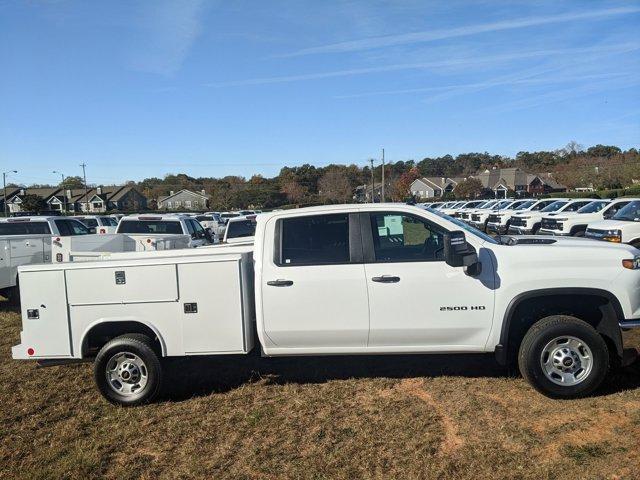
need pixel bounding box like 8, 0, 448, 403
160, 351, 640, 402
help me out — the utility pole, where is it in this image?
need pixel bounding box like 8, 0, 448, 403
3, 170, 17, 217
369, 158, 375, 203
80, 163, 89, 212
381, 148, 385, 203
53, 171, 65, 212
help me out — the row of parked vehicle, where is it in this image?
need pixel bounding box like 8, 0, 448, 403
0, 210, 260, 301
424, 197, 640, 247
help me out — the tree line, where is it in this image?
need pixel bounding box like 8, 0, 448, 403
17, 143, 640, 210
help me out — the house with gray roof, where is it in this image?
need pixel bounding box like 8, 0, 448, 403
410, 177, 466, 199
157, 189, 210, 211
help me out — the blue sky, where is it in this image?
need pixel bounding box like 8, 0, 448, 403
1, 0, 639, 186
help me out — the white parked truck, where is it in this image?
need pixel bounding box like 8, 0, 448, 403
73, 215, 119, 234
116, 214, 213, 247
538, 198, 635, 237
222, 215, 257, 244
585, 200, 640, 248
507, 198, 568, 235
12, 204, 640, 405
1, 216, 92, 300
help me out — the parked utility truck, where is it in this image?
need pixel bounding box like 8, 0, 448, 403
12, 204, 640, 405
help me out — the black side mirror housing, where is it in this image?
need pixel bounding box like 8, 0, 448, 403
444, 231, 481, 275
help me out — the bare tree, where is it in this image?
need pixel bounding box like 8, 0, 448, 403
318, 169, 353, 203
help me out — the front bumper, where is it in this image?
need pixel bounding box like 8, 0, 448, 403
620, 320, 640, 366
537, 229, 571, 236
507, 226, 533, 235
487, 223, 509, 234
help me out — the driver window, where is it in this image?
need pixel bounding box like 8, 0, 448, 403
369, 212, 445, 262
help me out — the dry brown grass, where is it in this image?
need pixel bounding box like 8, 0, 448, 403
1, 305, 639, 480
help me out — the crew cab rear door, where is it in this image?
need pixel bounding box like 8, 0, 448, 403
260, 213, 369, 349
361, 211, 495, 349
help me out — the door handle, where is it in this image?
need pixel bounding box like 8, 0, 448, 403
371, 275, 400, 283
267, 279, 294, 287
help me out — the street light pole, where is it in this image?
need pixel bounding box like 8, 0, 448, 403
80, 163, 89, 212
369, 159, 376, 203
3, 170, 17, 217
381, 148, 385, 203
53, 171, 65, 212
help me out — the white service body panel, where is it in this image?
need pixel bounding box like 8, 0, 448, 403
12, 249, 255, 360
0, 235, 52, 290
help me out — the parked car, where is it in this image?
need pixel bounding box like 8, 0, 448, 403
483, 199, 534, 234
223, 216, 257, 244
469, 199, 517, 232
74, 215, 119, 234
506, 198, 568, 235
219, 211, 241, 225
0, 216, 92, 301
116, 214, 213, 247
13, 204, 640, 405
459, 200, 497, 223
491, 199, 592, 235
194, 214, 224, 240
449, 200, 487, 218
585, 199, 640, 248
538, 198, 633, 237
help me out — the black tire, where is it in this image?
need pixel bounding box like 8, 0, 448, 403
94, 334, 163, 406
531, 223, 541, 235
518, 315, 609, 399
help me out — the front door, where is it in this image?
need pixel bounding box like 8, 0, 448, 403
363, 211, 495, 349
261, 213, 369, 349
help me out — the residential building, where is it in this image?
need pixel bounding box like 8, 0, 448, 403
5, 188, 62, 213
76, 186, 147, 213
157, 189, 210, 211
409, 177, 466, 199
473, 168, 566, 198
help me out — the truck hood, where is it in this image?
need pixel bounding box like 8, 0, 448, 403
587, 219, 636, 230
499, 235, 638, 255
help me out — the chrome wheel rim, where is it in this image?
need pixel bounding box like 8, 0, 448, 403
105, 352, 148, 396
540, 336, 593, 386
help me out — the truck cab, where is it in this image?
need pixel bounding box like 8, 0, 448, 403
538, 199, 630, 237
116, 214, 213, 247
223, 216, 257, 244
485, 199, 532, 234
469, 199, 516, 232
585, 199, 640, 247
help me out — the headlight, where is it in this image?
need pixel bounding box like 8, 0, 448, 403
622, 257, 640, 270
602, 229, 622, 243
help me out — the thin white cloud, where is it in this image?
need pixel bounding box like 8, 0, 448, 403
206, 43, 640, 87
280, 6, 640, 57
127, 0, 207, 75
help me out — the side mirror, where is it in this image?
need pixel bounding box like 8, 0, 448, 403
204, 229, 213, 242
444, 231, 481, 275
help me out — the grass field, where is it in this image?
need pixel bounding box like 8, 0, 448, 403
1, 305, 639, 480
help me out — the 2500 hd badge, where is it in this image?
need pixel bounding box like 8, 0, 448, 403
440, 306, 487, 311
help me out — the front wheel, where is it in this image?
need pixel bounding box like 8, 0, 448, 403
94, 334, 163, 406
518, 315, 609, 399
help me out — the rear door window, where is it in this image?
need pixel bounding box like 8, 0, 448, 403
278, 214, 349, 266
0, 221, 51, 235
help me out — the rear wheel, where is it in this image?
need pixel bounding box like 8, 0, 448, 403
94, 334, 163, 406
518, 315, 609, 398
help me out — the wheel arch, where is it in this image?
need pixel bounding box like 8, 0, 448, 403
80, 318, 167, 358
496, 288, 624, 365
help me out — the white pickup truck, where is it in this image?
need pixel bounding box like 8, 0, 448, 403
74, 215, 119, 234
538, 198, 635, 237
116, 214, 213, 247
586, 200, 640, 248
1, 216, 92, 300
12, 204, 640, 405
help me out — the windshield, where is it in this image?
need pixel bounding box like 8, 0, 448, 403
221, 213, 240, 219
226, 219, 257, 239
514, 200, 535, 210
577, 201, 609, 213
80, 218, 99, 228
118, 220, 183, 234
430, 208, 498, 244
541, 201, 568, 212
196, 215, 214, 222
613, 200, 640, 221
493, 201, 513, 210
99, 216, 118, 226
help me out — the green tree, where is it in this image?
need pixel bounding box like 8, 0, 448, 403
454, 178, 483, 199
20, 194, 47, 213
60, 176, 84, 189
